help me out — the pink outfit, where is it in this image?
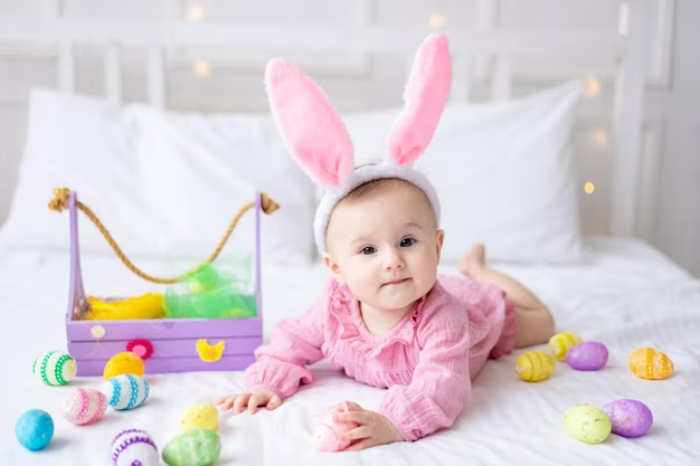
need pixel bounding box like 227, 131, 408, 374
245, 275, 516, 442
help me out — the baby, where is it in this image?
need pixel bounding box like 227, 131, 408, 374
215, 34, 554, 451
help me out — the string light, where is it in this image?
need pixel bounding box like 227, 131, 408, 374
186, 4, 205, 22
592, 129, 608, 147
193, 60, 211, 77
583, 77, 601, 97
429, 13, 446, 30
584, 182, 595, 195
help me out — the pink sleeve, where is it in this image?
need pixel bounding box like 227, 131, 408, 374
244, 289, 327, 400
378, 302, 472, 442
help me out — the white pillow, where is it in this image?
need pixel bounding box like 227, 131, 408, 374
0, 90, 317, 267
343, 81, 584, 264
0, 90, 163, 259
133, 106, 317, 266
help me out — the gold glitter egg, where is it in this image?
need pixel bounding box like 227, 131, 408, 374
628, 347, 674, 380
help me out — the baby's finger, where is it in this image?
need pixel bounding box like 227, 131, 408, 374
333, 410, 368, 425
248, 394, 261, 415
267, 395, 282, 410
331, 401, 362, 412
343, 437, 376, 452
217, 396, 236, 411
233, 393, 249, 414
339, 426, 371, 441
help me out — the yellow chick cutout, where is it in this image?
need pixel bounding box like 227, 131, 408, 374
196, 339, 225, 362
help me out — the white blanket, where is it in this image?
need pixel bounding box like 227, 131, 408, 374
1, 237, 699, 465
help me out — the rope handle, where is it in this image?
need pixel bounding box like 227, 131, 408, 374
48, 187, 279, 285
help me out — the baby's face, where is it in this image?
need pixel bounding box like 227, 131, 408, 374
324, 182, 444, 313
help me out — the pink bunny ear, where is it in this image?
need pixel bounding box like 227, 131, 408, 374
386, 33, 452, 166
265, 58, 354, 188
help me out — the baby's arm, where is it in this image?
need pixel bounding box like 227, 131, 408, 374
216, 290, 327, 414
379, 303, 472, 442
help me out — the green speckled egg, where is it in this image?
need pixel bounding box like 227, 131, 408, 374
162, 428, 221, 466
564, 405, 612, 444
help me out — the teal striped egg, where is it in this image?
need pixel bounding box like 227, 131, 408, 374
102, 374, 150, 410
162, 428, 221, 466
32, 351, 77, 386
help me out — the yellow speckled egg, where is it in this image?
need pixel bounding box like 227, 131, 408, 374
548, 332, 583, 361
628, 347, 674, 380
514, 350, 555, 382
564, 405, 612, 444
180, 403, 219, 432
103, 352, 145, 380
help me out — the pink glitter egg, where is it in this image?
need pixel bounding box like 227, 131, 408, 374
565, 341, 608, 371
602, 399, 653, 438
61, 388, 108, 426
311, 414, 357, 452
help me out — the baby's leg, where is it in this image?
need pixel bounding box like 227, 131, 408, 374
458, 244, 555, 348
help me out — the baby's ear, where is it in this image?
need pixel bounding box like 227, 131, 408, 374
323, 253, 345, 285
435, 229, 445, 263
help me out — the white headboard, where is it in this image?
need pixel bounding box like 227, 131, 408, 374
0, 0, 652, 239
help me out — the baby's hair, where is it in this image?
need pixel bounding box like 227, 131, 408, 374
342, 178, 437, 222
344, 178, 415, 202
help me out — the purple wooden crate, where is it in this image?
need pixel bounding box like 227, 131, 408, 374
64, 191, 264, 376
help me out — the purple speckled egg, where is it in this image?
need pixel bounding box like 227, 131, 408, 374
602, 399, 653, 438
565, 341, 608, 371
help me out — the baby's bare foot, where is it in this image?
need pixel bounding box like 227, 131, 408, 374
458, 243, 486, 278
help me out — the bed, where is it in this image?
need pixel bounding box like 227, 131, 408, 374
2, 1, 699, 464
1, 238, 699, 465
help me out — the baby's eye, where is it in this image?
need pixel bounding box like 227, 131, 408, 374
400, 237, 417, 247
360, 246, 376, 255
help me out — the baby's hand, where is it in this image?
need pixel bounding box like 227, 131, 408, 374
331, 401, 403, 451
215, 388, 282, 415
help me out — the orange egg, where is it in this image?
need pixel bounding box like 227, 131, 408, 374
628, 347, 674, 380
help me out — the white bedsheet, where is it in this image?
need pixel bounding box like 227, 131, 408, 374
1, 237, 699, 465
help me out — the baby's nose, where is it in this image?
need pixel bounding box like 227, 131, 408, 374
383, 249, 405, 270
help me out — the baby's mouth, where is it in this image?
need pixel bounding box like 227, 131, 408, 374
382, 278, 411, 287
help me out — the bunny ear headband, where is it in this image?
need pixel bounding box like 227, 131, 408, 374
265, 33, 452, 254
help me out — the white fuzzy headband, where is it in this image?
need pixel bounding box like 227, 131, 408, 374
264, 33, 452, 254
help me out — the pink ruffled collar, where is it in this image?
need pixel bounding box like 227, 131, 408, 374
328, 282, 430, 358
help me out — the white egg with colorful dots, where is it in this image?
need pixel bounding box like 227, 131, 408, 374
33, 350, 77, 386
111, 429, 159, 466
103, 374, 150, 410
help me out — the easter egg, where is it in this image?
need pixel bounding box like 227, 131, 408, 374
311, 413, 357, 452
180, 403, 219, 432
62, 388, 108, 426
15, 409, 54, 451
104, 351, 145, 380
566, 341, 609, 371
602, 399, 653, 438
103, 374, 150, 410
563, 405, 612, 444
514, 350, 555, 382
32, 350, 77, 386
162, 428, 221, 466
548, 332, 583, 361
628, 347, 674, 380
112, 429, 159, 466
